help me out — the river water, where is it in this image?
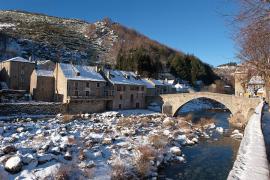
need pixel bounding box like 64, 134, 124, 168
261, 104, 270, 164
158, 110, 241, 180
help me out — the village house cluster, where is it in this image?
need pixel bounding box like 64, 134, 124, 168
234, 65, 266, 99
0, 57, 189, 113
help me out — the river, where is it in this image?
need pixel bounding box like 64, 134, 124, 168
158, 110, 241, 180
262, 104, 270, 164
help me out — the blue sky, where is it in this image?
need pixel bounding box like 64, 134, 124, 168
0, 0, 238, 66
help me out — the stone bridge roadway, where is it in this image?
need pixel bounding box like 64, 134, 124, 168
160, 92, 261, 123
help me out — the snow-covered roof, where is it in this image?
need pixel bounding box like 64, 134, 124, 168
3, 57, 35, 64
167, 80, 175, 85
151, 79, 171, 86
104, 69, 145, 86
36, 70, 54, 77
141, 79, 155, 88
248, 76, 264, 85
60, 63, 105, 82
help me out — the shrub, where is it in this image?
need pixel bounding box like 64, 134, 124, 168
184, 113, 193, 123
177, 120, 191, 131
111, 158, 133, 180
78, 149, 86, 161
193, 117, 216, 129
228, 112, 246, 129
134, 145, 156, 177
62, 114, 74, 123
53, 163, 88, 180
148, 134, 168, 149
117, 117, 134, 127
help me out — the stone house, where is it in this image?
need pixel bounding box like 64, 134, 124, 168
150, 79, 175, 95
54, 63, 109, 113
0, 57, 35, 91
141, 78, 156, 96
234, 71, 248, 96
103, 69, 146, 110
30, 69, 55, 102
247, 76, 265, 97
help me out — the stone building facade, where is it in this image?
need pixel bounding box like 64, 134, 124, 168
0, 57, 35, 91
30, 69, 55, 102
142, 78, 175, 96
103, 69, 146, 110
54, 63, 109, 113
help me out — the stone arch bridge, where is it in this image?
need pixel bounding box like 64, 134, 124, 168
160, 92, 261, 122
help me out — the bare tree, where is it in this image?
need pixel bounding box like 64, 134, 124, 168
233, 0, 270, 101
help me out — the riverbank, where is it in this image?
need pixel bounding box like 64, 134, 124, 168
0, 109, 226, 179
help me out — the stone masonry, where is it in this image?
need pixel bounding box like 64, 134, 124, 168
160, 92, 261, 123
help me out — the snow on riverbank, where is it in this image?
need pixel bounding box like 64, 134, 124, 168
228, 102, 269, 180
0, 109, 217, 179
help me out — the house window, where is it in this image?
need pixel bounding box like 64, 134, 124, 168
86, 82, 90, 88
117, 86, 121, 91
97, 83, 100, 88
120, 94, 122, 100
136, 103, 140, 108
75, 82, 78, 90
141, 86, 144, 91
119, 104, 122, 109
75, 91, 79, 96
86, 91, 89, 96
131, 94, 134, 102
136, 86, 139, 91
123, 86, 126, 91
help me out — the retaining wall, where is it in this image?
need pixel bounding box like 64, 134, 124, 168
228, 101, 269, 180
0, 102, 66, 116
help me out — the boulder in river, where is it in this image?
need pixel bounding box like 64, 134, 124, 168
2, 145, 17, 154
4, 156, 22, 174
170, 146, 182, 156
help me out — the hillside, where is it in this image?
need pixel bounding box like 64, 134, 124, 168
0, 10, 218, 84
214, 63, 237, 87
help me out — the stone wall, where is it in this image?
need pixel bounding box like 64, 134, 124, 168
228, 102, 269, 180
0, 102, 65, 116
160, 92, 260, 119
67, 100, 107, 114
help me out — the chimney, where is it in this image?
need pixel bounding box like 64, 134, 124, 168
95, 66, 98, 72
106, 71, 110, 79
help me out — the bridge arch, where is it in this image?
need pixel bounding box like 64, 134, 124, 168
159, 92, 260, 125
174, 97, 230, 116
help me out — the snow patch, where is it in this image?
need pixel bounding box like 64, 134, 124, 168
0, 23, 15, 30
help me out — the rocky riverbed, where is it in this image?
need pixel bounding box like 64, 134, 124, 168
0, 110, 242, 179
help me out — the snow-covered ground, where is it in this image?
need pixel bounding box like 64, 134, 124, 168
228, 102, 270, 180
0, 109, 221, 179
0, 23, 15, 30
